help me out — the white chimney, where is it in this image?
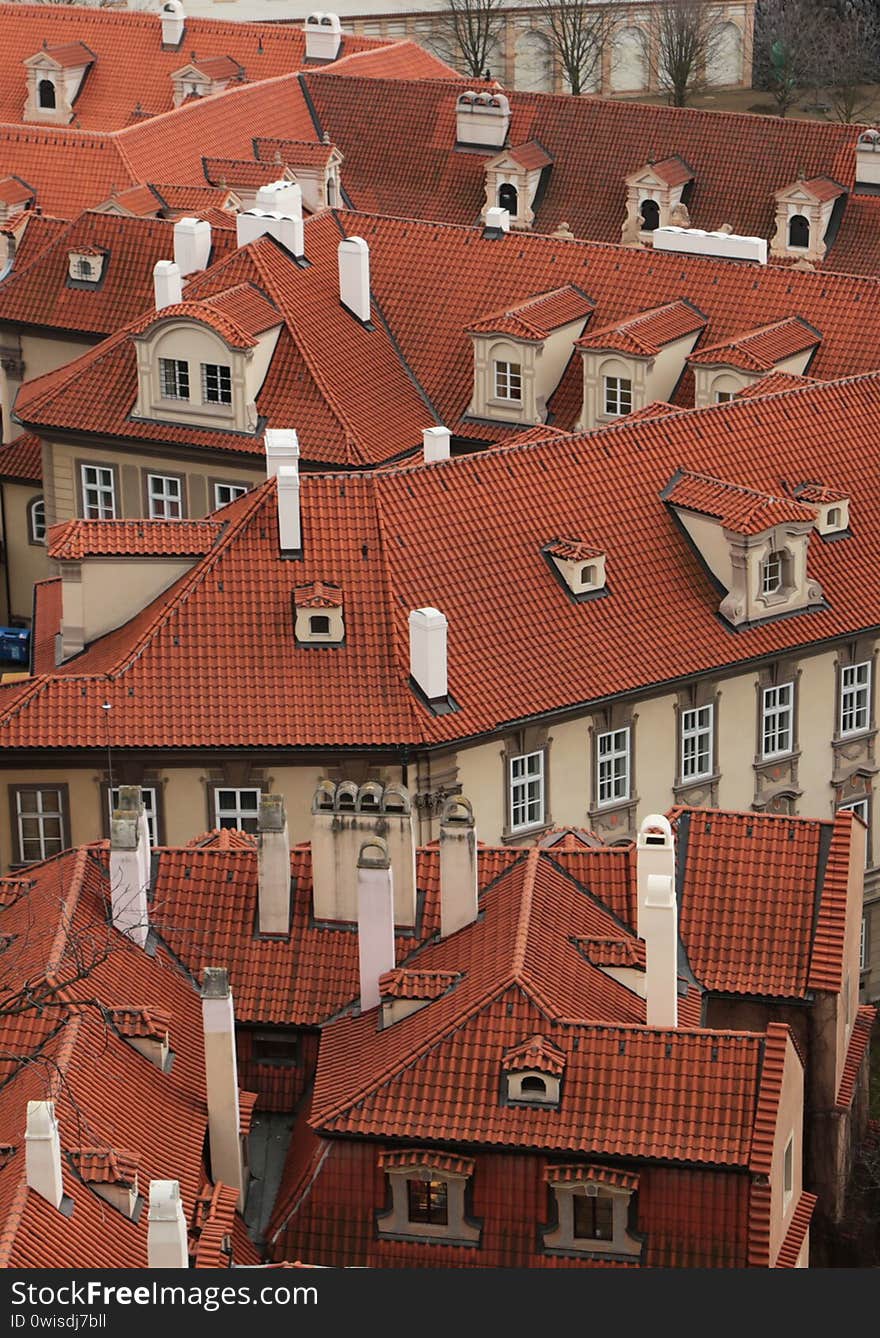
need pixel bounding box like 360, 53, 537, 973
109, 786, 151, 950
147, 1180, 189, 1268
856, 129, 880, 189
276, 463, 301, 553
357, 838, 395, 1012
235, 183, 304, 258
637, 814, 678, 1029
25, 1100, 64, 1209
160, 0, 185, 48
257, 794, 290, 936
304, 11, 343, 62
153, 259, 182, 311
264, 427, 300, 479
439, 797, 478, 939
455, 90, 511, 148
255, 180, 302, 216
338, 236, 370, 323
423, 425, 451, 463
201, 968, 244, 1203
484, 206, 510, 236
408, 607, 448, 702
173, 217, 211, 276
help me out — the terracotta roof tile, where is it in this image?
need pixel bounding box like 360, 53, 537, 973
466, 285, 593, 340
0, 432, 41, 483
664, 469, 817, 535
688, 317, 821, 373
735, 371, 819, 399
544, 1162, 639, 1191
576, 300, 707, 356
202, 158, 285, 190
70, 1147, 139, 1186
379, 968, 460, 1000
254, 138, 339, 169
545, 538, 603, 562
506, 140, 553, 172
808, 808, 854, 993
835, 1006, 876, 1109
293, 581, 343, 609
775, 1191, 817, 1267
749, 1023, 791, 1178
376, 1149, 474, 1176
30, 578, 59, 676
0, 176, 35, 207
574, 936, 645, 968
646, 155, 694, 187
799, 175, 846, 202
38, 41, 95, 70
47, 518, 223, 560
502, 1032, 566, 1075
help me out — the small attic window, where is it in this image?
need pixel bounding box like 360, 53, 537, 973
68, 251, 105, 285
520, 1075, 547, 1096
309, 614, 330, 636
827, 507, 840, 528
640, 199, 659, 232
293, 583, 344, 646
507, 1069, 559, 1105
580, 564, 596, 586
38, 79, 56, 110
545, 539, 608, 600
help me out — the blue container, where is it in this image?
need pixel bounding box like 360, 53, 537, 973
0, 626, 30, 665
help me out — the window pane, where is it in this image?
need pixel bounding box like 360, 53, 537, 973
573, 1193, 614, 1241
202, 363, 232, 405
510, 750, 544, 830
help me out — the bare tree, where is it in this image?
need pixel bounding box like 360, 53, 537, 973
648, 0, 723, 107
534, 0, 612, 95
753, 0, 827, 116
435, 0, 507, 79
823, 1, 880, 122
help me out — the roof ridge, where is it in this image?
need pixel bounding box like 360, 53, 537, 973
748, 1022, 791, 1177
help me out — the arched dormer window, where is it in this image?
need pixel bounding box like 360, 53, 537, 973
28, 497, 46, 544
326, 177, 336, 208
520, 1075, 547, 1096
38, 79, 56, 110
498, 182, 518, 217
640, 198, 659, 232
788, 214, 810, 249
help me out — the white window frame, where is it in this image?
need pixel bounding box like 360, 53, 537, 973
147, 473, 183, 520
597, 727, 630, 806
29, 497, 46, 544
509, 750, 545, 832
761, 552, 783, 596
715, 391, 735, 403
783, 1134, 794, 1209
80, 464, 116, 520
839, 797, 870, 868
15, 787, 66, 863
109, 786, 158, 847
680, 704, 713, 781
201, 362, 232, 406
840, 661, 871, 737
214, 786, 262, 832
761, 683, 794, 759
494, 359, 522, 402
603, 376, 632, 417
213, 482, 249, 509
159, 357, 190, 401
860, 915, 867, 972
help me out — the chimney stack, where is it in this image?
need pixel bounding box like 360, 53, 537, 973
408, 607, 448, 703
147, 1180, 189, 1268
201, 967, 244, 1204
160, 0, 185, 48
109, 785, 151, 949
455, 90, 511, 149
637, 814, 678, 1029
173, 217, 211, 276
304, 11, 343, 62
276, 463, 301, 554
264, 427, 300, 478
338, 236, 371, 323
25, 1100, 64, 1209
257, 794, 290, 936
153, 259, 182, 311
423, 425, 451, 464
484, 206, 510, 237
357, 838, 395, 1012
235, 182, 304, 259
439, 797, 478, 939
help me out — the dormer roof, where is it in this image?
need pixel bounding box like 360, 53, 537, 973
628, 154, 694, 187
0, 175, 35, 208
502, 1033, 566, 1076
494, 140, 553, 172
254, 137, 342, 168
71, 1147, 139, 1186
688, 317, 821, 373
47, 518, 223, 561
664, 469, 817, 535
134, 281, 281, 348
179, 54, 244, 82
202, 157, 289, 190
545, 537, 603, 562
734, 371, 819, 399
792, 482, 848, 505
379, 968, 461, 1000
467, 285, 593, 340
545, 1162, 640, 1191
573, 936, 646, 969
576, 300, 706, 357
29, 41, 95, 70
777, 175, 845, 203
293, 581, 343, 609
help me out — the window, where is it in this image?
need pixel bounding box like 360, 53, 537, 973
201, 363, 232, 406
159, 358, 190, 401
498, 182, 518, 216
214, 787, 261, 832
640, 198, 659, 232
38, 79, 56, 110
839, 797, 870, 868
213, 482, 248, 509
326, 177, 336, 207
580, 565, 596, 585
603, 376, 632, 416
783, 1135, 794, 1205
309, 615, 330, 636
715, 391, 735, 403
597, 727, 630, 806
252, 1029, 298, 1066
407, 1178, 448, 1226
494, 360, 522, 402
761, 683, 794, 758
840, 661, 871, 736
681, 704, 713, 781
80, 464, 116, 520
76, 258, 93, 279
13, 787, 67, 863
573, 1192, 614, 1242
520, 1076, 547, 1095
509, 750, 545, 831
761, 551, 784, 595
788, 214, 810, 249
827, 507, 841, 528
28, 497, 46, 544
861, 916, 867, 971
147, 473, 183, 520
109, 786, 158, 847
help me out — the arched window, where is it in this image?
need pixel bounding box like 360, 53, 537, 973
498, 182, 518, 217
38, 79, 56, 110
580, 565, 596, 586
788, 214, 810, 249
520, 1075, 547, 1095
29, 497, 46, 544
761, 550, 787, 595
309, 614, 330, 636
326, 176, 336, 208
640, 199, 660, 232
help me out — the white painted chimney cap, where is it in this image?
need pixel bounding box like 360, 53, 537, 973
148, 1179, 184, 1221
637, 814, 673, 847
485, 206, 510, 234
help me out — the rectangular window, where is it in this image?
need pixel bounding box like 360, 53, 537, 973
715, 391, 735, 403
213, 482, 249, 509
603, 376, 632, 416
147, 473, 183, 520
839, 797, 870, 868
252, 1029, 298, 1067
201, 363, 232, 406
761, 683, 793, 758
681, 704, 713, 781
407, 1179, 448, 1226
80, 464, 116, 520
762, 554, 783, 595
214, 787, 261, 833
109, 786, 158, 847
509, 751, 544, 832
597, 727, 630, 806
494, 360, 522, 402
861, 916, 867, 972
159, 358, 189, 400
573, 1192, 613, 1241
783, 1135, 794, 1203
14, 787, 67, 863
840, 662, 871, 737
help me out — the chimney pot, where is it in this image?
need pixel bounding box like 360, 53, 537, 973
484, 206, 510, 236
153, 259, 182, 310
25, 1100, 64, 1209
235, 184, 304, 258
147, 1180, 189, 1268
357, 836, 395, 1012
338, 236, 371, 323
173, 216, 211, 276
160, 0, 185, 48
304, 11, 343, 61
264, 427, 300, 479
423, 425, 451, 463
258, 794, 291, 935
408, 607, 448, 702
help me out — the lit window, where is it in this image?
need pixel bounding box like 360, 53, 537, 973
201, 363, 232, 406
681, 704, 713, 780
214, 787, 261, 832
603, 376, 632, 416
573, 1192, 614, 1242
147, 473, 183, 520
29, 497, 46, 544
840, 662, 871, 736
762, 683, 794, 759
761, 552, 784, 595
109, 786, 158, 846
839, 797, 870, 868
509, 750, 544, 831
14, 788, 66, 863
407, 1179, 448, 1226
159, 358, 190, 401
783, 1134, 794, 1206
494, 360, 522, 401
597, 727, 630, 806
213, 482, 248, 508
80, 465, 116, 520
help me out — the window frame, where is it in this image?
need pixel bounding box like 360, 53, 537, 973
158, 357, 190, 402
783, 1134, 794, 1209
212, 785, 263, 833
680, 703, 714, 782
144, 470, 186, 521
9, 784, 70, 866
493, 358, 523, 403
839, 796, 871, 869
251, 1028, 299, 1068
78, 462, 118, 521
761, 552, 784, 596
573, 1191, 614, 1242
28, 495, 46, 545
37, 78, 56, 110
406, 1177, 449, 1227
508, 749, 545, 833
212, 480, 249, 510
761, 682, 794, 760
603, 375, 633, 417
200, 361, 233, 407
839, 661, 872, 738
596, 726, 631, 807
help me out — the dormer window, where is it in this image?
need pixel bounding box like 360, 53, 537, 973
159, 357, 189, 401
310, 614, 330, 636
494, 358, 522, 402
621, 156, 695, 245
202, 362, 231, 405
294, 582, 344, 645
503, 1034, 565, 1105
377, 1150, 480, 1246
543, 1164, 642, 1259
791, 483, 850, 538
604, 375, 632, 416
24, 42, 94, 125
788, 214, 810, 249
67, 250, 106, 285
545, 539, 607, 599
640, 199, 659, 232
761, 551, 785, 595
770, 177, 845, 261
38, 79, 55, 110
580, 564, 596, 585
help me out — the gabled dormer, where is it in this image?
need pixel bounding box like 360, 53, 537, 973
131, 283, 282, 433
171, 55, 245, 108
0, 176, 35, 226
293, 581, 344, 645
575, 300, 706, 430
663, 469, 825, 627
621, 156, 694, 245
481, 141, 553, 231
770, 177, 846, 263
689, 317, 821, 407
792, 483, 851, 538
70, 1148, 141, 1221
23, 41, 95, 125
202, 158, 295, 210
502, 1033, 565, 1106
544, 538, 608, 600
379, 968, 462, 1027
466, 286, 593, 426
67, 246, 106, 287
253, 137, 344, 213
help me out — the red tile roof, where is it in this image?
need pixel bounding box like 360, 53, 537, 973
293, 581, 343, 609
688, 317, 822, 373
202, 158, 285, 190
506, 141, 553, 172
39, 41, 95, 70
254, 138, 340, 169
30, 578, 59, 676
775, 1191, 817, 1267
502, 1032, 566, 1075
793, 482, 849, 504
664, 469, 818, 535
835, 1006, 876, 1109
735, 371, 819, 399
646, 155, 694, 187
466, 285, 593, 339
379, 968, 460, 1000
0, 432, 41, 483
321, 40, 459, 82
0, 176, 35, 207
376, 1149, 474, 1176
71, 1147, 139, 1186
574, 936, 645, 968
545, 538, 603, 562
799, 175, 846, 203
545, 1162, 640, 1191
575, 300, 707, 356
47, 518, 222, 560
129, 282, 281, 348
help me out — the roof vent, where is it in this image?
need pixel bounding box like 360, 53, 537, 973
456, 90, 511, 149
304, 12, 342, 62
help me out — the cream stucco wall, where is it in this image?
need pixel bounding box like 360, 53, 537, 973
454, 738, 506, 843
796, 647, 837, 816
0, 765, 102, 867
2, 329, 92, 445
65, 556, 195, 650
768, 1032, 805, 1265
715, 669, 759, 812
629, 689, 677, 814
4, 480, 49, 623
